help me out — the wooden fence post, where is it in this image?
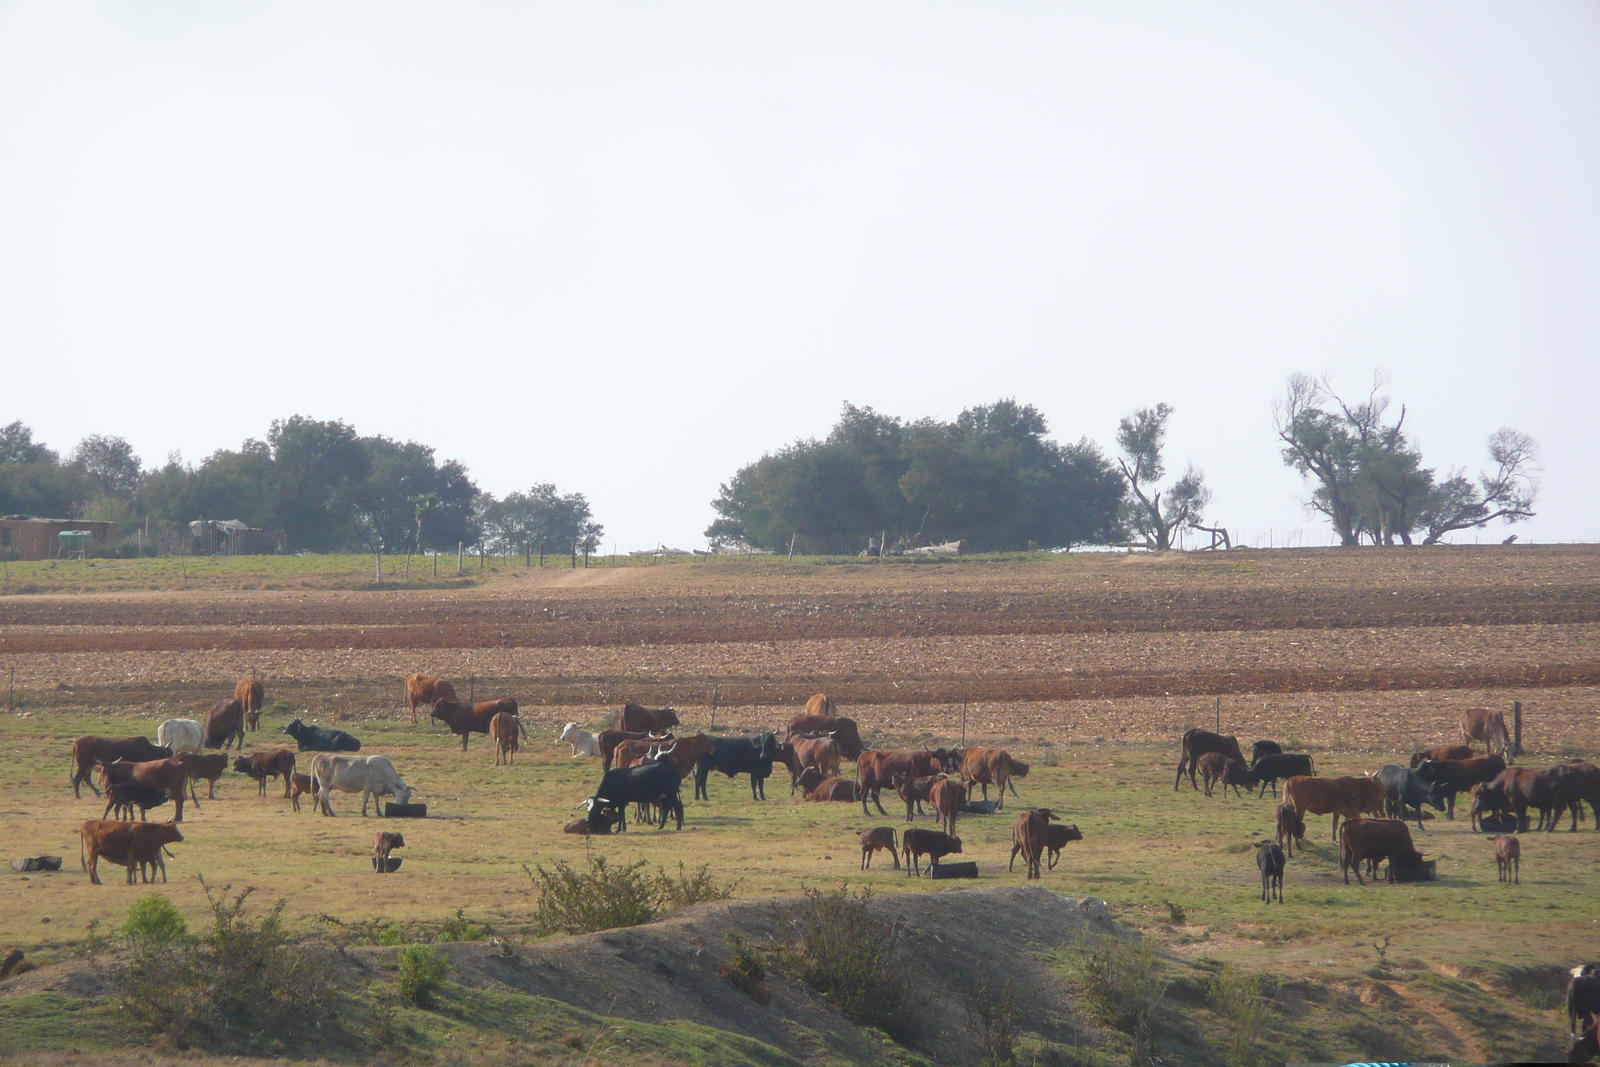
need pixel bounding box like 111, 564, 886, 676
457, 542, 464, 575
1512, 700, 1523, 758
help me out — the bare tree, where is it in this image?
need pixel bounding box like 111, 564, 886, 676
1116, 404, 1211, 550
1417, 429, 1539, 544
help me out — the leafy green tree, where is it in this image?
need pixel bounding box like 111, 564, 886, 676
71, 435, 143, 501
0, 421, 56, 465
0, 422, 92, 518
349, 437, 478, 553
481, 484, 602, 553
267, 417, 369, 551
1115, 404, 1211, 550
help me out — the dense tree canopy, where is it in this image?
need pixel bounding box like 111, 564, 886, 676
480, 484, 604, 554
707, 400, 1124, 553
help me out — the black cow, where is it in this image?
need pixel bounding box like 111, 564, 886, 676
1570, 970, 1600, 1035
1374, 763, 1443, 830
1250, 740, 1283, 764
1248, 752, 1316, 798
1256, 840, 1285, 904
281, 718, 361, 753
585, 761, 684, 831
693, 732, 781, 801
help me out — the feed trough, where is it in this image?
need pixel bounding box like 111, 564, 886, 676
385, 802, 427, 818
371, 856, 403, 873
1390, 858, 1436, 883
1476, 815, 1518, 833
930, 861, 979, 880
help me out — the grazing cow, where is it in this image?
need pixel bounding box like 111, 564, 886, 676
860, 827, 899, 869
310, 754, 414, 816
902, 827, 962, 877
619, 703, 680, 734
282, 718, 362, 752
1374, 763, 1444, 830
203, 699, 247, 752
1410, 743, 1475, 769
404, 673, 459, 724
235, 676, 265, 731
583, 760, 685, 831
1490, 834, 1520, 884
597, 730, 655, 771
1284, 775, 1385, 840
102, 782, 171, 821
1006, 758, 1030, 797
1471, 773, 1517, 831
559, 723, 602, 759
1569, 971, 1600, 1034
98, 758, 191, 822
69, 736, 172, 798
1518, 764, 1591, 833
1009, 822, 1084, 872
79, 819, 183, 885
155, 719, 203, 755
1257, 840, 1286, 903
778, 736, 843, 795
1339, 818, 1426, 885
1250, 740, 1283, 764
1415, 755, 1508, 819
929, 776, 967, 836
786, 714, 865, 761
961, 747, 1020, 809
1564, 762, 1600, 831
1276, 802, 1306, 858
290, 773, 315, 812
1248, 752, 1317, 799
1174, 729, 1247, 791
1011, 808, 1058, 880
233, 749, 297, 798
1571, 1022, 1599, 1064
894, 773, 944, 823
857, 750, 947, 816
805, 777, 861, 802
373, 831, 405, 873
431, 698, 520, 752
176, 751, 229, 801
694, 732, 781, 802
804, 693, 837, 717
1460, 707, 1512, 759
1198, 753, 1251, 798
490, 713, 521, 765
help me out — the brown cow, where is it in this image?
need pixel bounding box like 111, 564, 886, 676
1414, 755, 1508, 819
795, 767, 827, 796
786, 714, 865, 760
102, 782, 170, 821
1198, 753, 1251, 798
233, 749, 296, 798
902, 827, 962, 877
80, 819, 184, 885
778, 736, 843, 795
1460, 707, 1512, 759
1174, 729, 1246, 791
643, 733, 715, 779
431, 698, 520, 752
612, 738, 658, 770
176, 751, 229, 800
1490, 834, 1520, 884
805, 777, 861, 802
490, 712, 521, 765
290, 772, 315, 812
69, 736, 172, 798
1283, 775, 1385, 840
1563, 762, 1600, 831
1011, 808, 1058, 880
1276, 801, 1306, 858
962, 747, 1019, 809
1009, 821, 1083, 872
203, 699, 246, 752
1409, 744, 1474, 769
860, 827, 899, 869
99, 758, 191, 822
404, 673, 458, 724
235, 676, 265, 731
929, 776, 967, 837
857, 750, 945, 816
373, 831, 405, 873
597, 729, 656, 771
804, 693, 836, 717
1338, 818, 1425, 885
619, 703, 681, 734
893, 773, 943, 823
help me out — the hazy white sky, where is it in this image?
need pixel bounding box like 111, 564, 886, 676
3, 3, 1596, 550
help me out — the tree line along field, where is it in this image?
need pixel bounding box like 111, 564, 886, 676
0, 545, 1598, 1062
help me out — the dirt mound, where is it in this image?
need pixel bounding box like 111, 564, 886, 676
347, 886, 1125, 1065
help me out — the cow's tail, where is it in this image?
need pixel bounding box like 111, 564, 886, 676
79, 830, 87, 872
1308, 754, 1316, 776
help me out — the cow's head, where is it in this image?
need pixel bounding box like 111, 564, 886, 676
232, 757, 252, 773
156, 821, 185, 845
756, 731, 780, 762
282, 718, 303, 735
559, 722, 578, 740
1060, 825, 1084, 844
392, 782, 415, 806
656, 708, 681, 730
947, 837, 963, 853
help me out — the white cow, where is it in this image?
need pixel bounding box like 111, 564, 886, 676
156, 719, 204, 755
559, 722, 601, 759
309, 753, 414, 816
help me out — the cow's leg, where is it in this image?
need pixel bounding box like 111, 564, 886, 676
1173, 753, 1187, 791
871, 787, 887, 817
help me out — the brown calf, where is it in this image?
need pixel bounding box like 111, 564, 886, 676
373, 831, 405, 873
290, 773, 315, 812
929, 776, 967, 837
1011, 808, 1059, 880
860, 827, 899, 869
804, 777, 860, 802
99, 759, 191, 822
490, 712, 521, 766
1009, 822, 1083, 872
1174, 729, 1246, 791
1491, 834, 1520, 884
404, 673, 458, 724
235, 676, 265, 731
902, 827, 962, 877
893, 773, 943, 823
233, 749, 297, 798
177, 751, 229, 801
1276, 801, 1306, 858
1198, 752, 1251, 798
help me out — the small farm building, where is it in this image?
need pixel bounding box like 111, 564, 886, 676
0, 517, 119, 561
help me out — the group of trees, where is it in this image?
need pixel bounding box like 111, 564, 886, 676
0, 417, 602, 557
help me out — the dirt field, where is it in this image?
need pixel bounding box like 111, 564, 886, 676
1, 545, 1598, 1063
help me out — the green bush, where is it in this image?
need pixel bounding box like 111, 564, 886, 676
1070, 935, 1167, 1045
718, 934, 770, 1005
397, 945, 450, 1007
524, 857, 738, 936
769, 886, 915, 1040
1209, 965, 1270, 1067
123, 895, 188, 948
377, 923, 406, 946
968, 978, 1029, 1066
436, 908, 489, 942
659, 862, 740, 909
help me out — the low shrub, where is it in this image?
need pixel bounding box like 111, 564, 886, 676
436, 908, 490, 942
1069, 934, 1167, 1045
397, 944, 450, 1007
968, 977, 1030, 1066
769, 885, 915, 1040
122, 895, 188, 948
718, 934, 770, 1005
525, 857, 738, 936
1209, 964, 1270, 1067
